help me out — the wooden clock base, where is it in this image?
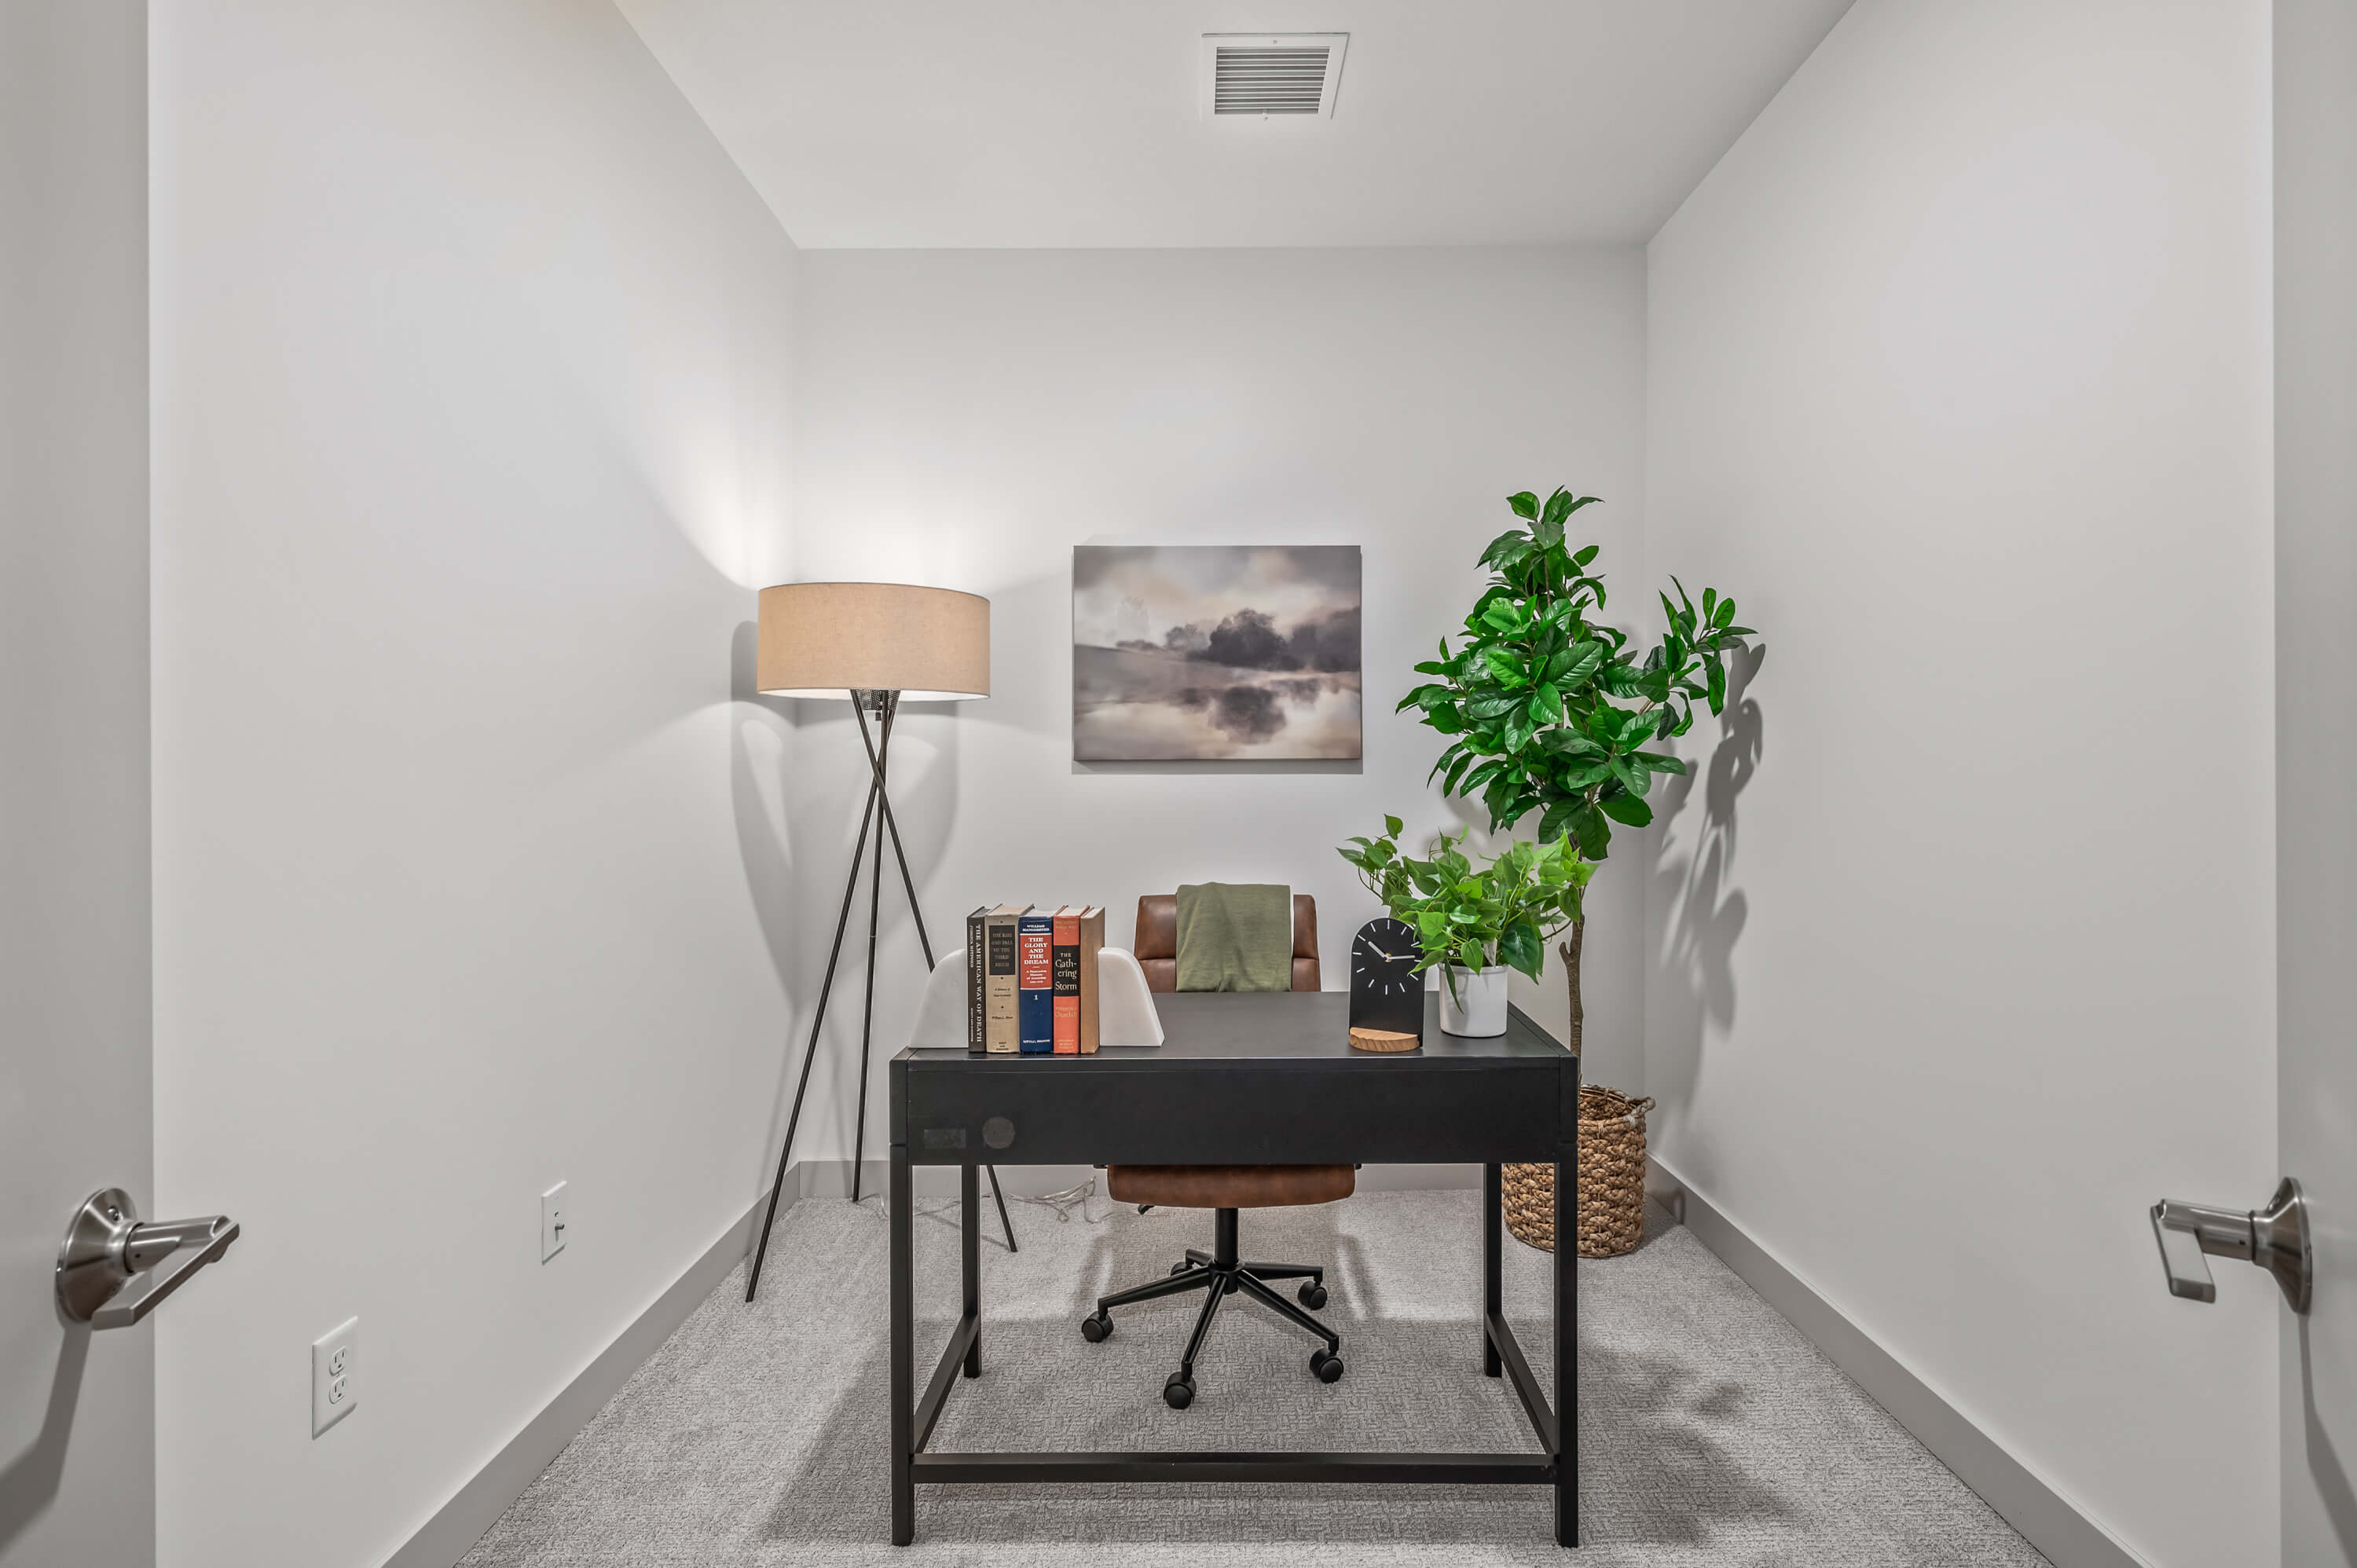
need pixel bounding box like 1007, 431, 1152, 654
1348, 1026, 1421, 1053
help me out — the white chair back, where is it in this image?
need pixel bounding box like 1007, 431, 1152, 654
907, 947, 1165, 1048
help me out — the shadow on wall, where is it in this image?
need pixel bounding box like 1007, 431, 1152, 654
730, 621, 801, 1203
2300, 1317, 2357, 1563
816, 694, 965, 1180
739, 615, 969, 1172
1648, 645, 1766, 1142
856, 698, 966, 902
0, 1326, 89, 1553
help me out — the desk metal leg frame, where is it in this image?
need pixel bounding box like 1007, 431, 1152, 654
1555, 1145, 1578, 1547
888, 1147, 1578, 1548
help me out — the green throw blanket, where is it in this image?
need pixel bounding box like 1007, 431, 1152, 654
1175, 882, 1293, 992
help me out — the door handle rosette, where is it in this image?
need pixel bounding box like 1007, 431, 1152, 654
56, 1187, 240, 1329
2150, 1177, 2310, 1314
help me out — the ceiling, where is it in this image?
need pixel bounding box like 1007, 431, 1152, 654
617, 0, 1854, 250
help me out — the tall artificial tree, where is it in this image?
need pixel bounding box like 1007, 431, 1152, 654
1399, 486, 1752, 1052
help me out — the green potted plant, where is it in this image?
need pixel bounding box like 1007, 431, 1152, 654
1395, 486, 1751, 1051
1337, 819, 1591, 1036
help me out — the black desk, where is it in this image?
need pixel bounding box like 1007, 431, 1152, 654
886, 990, 1581, 1548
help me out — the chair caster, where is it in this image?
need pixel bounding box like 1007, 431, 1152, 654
1163, 1375, 1196, 1409
1080, 1313, 1113, 1344
1170, 1261, 1192, 1276
1310, 1349, 1344, 1383
1297, 1280, 1329, 1310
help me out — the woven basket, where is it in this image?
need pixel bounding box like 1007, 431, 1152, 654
1502, 1086, 1654, 1257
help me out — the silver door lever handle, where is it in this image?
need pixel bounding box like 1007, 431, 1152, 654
56, 1188, 241, 1329
2150, 1178, 2310, 1314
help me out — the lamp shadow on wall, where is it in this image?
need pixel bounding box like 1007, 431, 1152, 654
816, 694, 966, 1163
808, 695, 966, 1162
850, 698, 966, 896
730, 621, 804, 1198
731, 619, 970, 1166
1648, 645, 1766, 1125
0, 1324, 89, 1553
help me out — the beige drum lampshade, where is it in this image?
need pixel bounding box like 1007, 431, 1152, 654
756, 582, 990, 701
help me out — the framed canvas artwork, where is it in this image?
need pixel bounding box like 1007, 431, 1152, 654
1072, 544, 1362, 761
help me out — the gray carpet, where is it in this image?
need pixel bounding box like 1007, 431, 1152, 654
460, 1190, 2047, 1566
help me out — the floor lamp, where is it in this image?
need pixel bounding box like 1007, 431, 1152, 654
745, 581, 1015, 1302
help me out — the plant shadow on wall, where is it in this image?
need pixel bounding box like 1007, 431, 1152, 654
1647, 643, 1766, 1118
1382, 488, 1755, 1056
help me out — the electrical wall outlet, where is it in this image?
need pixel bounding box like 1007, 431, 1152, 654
541, 1181, 568, 1262
311, 1317, 358, 1437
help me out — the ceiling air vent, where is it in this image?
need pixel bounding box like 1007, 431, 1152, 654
1202, 34, 1347, 120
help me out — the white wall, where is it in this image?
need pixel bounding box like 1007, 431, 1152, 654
0, 5, 153, 1566
788, 246, 1648, 1167
1644, 3, 2275, 1565
148, 5, 799, 1566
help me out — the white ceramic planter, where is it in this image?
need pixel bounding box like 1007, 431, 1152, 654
1439, 964, 1508, 1037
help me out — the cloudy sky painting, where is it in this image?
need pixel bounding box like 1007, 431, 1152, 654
1073, 545, 1362, 761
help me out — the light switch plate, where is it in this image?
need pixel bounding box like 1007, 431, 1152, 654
541, 1181, 567, 1262
311, 1317, 358, 1437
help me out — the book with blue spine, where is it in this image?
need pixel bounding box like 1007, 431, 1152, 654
1017, 908, 1056, 1054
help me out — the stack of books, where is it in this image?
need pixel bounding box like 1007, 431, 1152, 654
966, 905, 1105, 1054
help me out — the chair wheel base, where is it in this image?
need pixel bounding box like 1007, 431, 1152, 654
1080, 1313, 1112, 1344
1297, 1280, 1328, 1309
1310, 1349, 1344, 1383
1164, 1375, 1196, 1409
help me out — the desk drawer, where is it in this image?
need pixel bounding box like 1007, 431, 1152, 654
897, 1061, 1569, 1166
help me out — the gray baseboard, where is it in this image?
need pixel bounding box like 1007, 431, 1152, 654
1648, 1158, 2148, 1568
379, 1190, 768, 1568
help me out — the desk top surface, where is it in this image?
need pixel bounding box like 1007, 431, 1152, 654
897, 990, 1572, 1070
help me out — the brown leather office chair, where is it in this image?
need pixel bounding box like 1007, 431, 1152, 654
1078, 892, 1353, 1408
1132, 892, 1322, 994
